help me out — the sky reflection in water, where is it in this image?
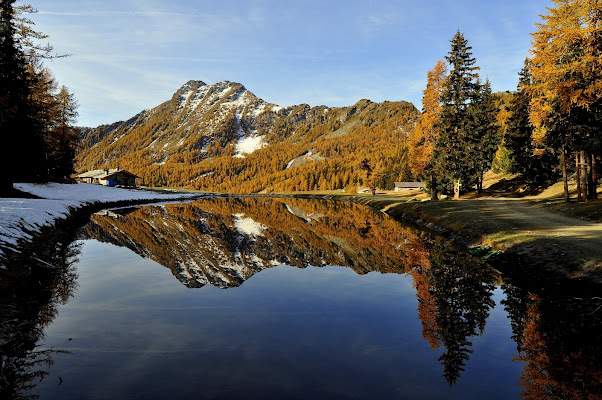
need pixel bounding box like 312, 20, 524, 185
35, 240, 520, 400
3, 198, 598, 399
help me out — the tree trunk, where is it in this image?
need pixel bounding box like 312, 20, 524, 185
430, 174, 438, 201
586, 152, 593, 200
454, 180, 460, 200
562, 147, 570, 203
592, 153, 598, 200
576, 152, 582, 202
580, 150, 588, 203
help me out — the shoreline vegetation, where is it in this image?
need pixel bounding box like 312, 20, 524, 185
3, 173, 602, 287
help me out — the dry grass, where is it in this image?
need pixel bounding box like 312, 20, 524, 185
368, 176, 602, 282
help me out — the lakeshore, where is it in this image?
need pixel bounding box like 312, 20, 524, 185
1, 185, 601, 398
2, 180, 602, 285
0, 183, 207, 260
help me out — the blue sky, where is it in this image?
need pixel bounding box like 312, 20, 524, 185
31, 0, 551, 127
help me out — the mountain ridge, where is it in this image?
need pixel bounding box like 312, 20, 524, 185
76, 80, 418, 192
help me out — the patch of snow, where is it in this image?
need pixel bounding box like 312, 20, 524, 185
232, 213, 265, 237
188, 85, 210, 110
234, 135, 266, 157
178, 86, 194, 107
252, 103, 267, 117
0, 183, 205, 257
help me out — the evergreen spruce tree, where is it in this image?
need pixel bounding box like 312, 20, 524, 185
467, 80, 500, 193
506, 63, 535, 177
0, 0, 47, 193
433, 30, 481, 198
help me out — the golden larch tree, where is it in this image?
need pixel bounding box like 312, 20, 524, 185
529, 0, 602, 202
408, 59, 448, 200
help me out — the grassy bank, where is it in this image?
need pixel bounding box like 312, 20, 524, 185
347, 185, 602, 283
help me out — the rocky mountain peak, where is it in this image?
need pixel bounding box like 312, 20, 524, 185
75, 79, 419, 192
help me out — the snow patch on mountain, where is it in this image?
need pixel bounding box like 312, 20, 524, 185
286, 151, 315, 169
177, 81, 208, 108
234, 135, 266, 158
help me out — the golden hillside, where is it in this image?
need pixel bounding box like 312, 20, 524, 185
76, 81, 419, 192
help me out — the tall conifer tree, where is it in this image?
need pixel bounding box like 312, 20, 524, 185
408, 60, 447, 200
467, 79, 500, 193
529, 0, 601, 201
48, 85, 78, 181
434, 31, 481, 198
0, 0, 47, 192
506, 61, 560, 184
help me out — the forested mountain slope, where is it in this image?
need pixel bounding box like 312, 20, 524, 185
76, 80, 418, 192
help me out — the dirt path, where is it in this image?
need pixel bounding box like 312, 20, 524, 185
372, 194, 602, 279
469, 198, 602, 257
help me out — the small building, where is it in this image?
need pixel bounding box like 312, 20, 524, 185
76, 167, 139, 188
394, 182, 424, 192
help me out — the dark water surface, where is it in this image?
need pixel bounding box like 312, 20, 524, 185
1, 198, 600, 399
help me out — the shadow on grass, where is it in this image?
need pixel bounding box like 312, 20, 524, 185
485, 177, 557, 198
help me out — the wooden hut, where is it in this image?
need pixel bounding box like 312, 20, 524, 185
76, 167, 139, 188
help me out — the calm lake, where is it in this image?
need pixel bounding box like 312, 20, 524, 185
1, 198, 600, 399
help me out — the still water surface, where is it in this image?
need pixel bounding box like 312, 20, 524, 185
1, 198, 600, 399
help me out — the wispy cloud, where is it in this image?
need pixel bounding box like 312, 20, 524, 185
38, 10, 206, 17
34, 0, 552, 127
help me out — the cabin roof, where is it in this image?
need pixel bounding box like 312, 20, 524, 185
77, 168, 139, 179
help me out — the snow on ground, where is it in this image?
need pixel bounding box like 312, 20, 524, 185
0, 183, 202, 258
285, 158, 296, 169
234, 135, 266, 158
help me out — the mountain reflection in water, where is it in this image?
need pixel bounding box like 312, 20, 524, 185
0, 197, 600, 399
81, 198, 417, 288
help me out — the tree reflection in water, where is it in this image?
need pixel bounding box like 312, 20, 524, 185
82, 198, 501, 385
404, 232, 497, 384
81, 198, 602, 394
1, 197, 601, 398
0, 221, 80, 399
504, 290, 602, 399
